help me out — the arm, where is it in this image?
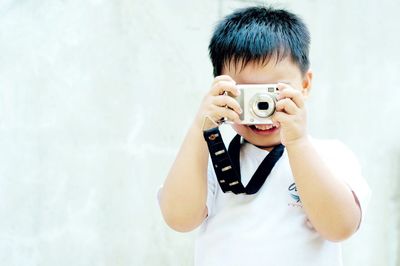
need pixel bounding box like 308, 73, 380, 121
274, 84, 361, 242
159, 122, 209, 232
286, 138, 360, 241
159, 76, 241, 232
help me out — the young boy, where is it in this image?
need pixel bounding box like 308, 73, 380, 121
159, 6, 370, 266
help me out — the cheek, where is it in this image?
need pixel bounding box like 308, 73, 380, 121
231, 123, 248, 136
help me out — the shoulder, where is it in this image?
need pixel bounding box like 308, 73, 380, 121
310, 136, 349, 152
309, 137, 371, 225
309, 136, 367, 189
309, 137, 357, 163
308, 136, 364, 180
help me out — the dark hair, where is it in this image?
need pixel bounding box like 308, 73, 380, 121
209, 6, 310, 77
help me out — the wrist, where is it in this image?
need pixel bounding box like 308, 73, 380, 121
284, 135, 311, 150
194, 112, 220, 132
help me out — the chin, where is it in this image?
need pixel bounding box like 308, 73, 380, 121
231, 123, 282, 149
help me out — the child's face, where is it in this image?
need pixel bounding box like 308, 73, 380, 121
221, 56, 312, 150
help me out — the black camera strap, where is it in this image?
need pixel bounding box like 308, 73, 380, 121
203, 127, 284, 195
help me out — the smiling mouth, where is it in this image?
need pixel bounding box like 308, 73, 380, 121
248, 124, 279, 134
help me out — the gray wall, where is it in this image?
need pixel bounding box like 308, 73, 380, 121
0, 0, 399, 265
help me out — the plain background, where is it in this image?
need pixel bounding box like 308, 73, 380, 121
0, 0, 399, 265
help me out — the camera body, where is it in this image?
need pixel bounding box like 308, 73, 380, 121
233, 84, 279, 125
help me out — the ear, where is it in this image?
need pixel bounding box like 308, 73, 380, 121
301, 69, 313, 98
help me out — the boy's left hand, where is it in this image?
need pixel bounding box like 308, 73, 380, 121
273, 83, 308, 146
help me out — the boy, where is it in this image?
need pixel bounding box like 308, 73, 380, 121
159, 6, 370, 266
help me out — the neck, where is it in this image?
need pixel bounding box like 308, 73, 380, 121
242, 139, 278, 152
256, 145, 275, 152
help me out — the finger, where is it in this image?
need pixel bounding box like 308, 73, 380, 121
212, 95, 242, 114
213, 106, 241, 123
277, 86, 304, 109
276, 82, 291, 95
212, 75, 236, 85
276, 98, 299, 115
272, 111, 291, 124
211, 80, 240, 97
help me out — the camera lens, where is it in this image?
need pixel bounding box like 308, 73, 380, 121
257, 102, 269, 110
250, 93, 276, 119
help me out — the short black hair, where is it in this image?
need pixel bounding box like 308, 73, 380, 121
209, 6, 310, 77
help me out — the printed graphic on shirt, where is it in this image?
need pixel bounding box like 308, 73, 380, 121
288, 182, 303, 208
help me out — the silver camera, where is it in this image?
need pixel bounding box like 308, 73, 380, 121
232, 84, 279, 125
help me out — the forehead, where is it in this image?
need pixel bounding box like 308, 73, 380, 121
221, 57, 303, 84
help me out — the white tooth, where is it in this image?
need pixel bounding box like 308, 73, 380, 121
255, 124, 273, 130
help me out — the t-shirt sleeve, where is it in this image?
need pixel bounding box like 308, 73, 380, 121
318, 140, 371, 228
206, 157, 217, 219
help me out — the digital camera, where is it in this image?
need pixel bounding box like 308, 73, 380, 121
232, 84, 279, 125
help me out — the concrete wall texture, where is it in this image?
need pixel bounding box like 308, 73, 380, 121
0, 0, 399, 265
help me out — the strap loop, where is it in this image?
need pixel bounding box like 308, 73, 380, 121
203, 127, 284, 195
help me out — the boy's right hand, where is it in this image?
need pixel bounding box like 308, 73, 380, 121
196, 75, 242, 131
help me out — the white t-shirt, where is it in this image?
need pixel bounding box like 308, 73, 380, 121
195, 136, 371, 266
